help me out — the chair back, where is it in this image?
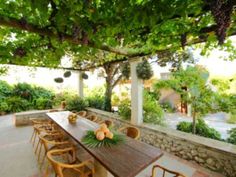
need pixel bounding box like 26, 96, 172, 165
151, 165, 186, 177
77, 111, 87, 117
104, 120, 113, 128
126, 127, 140, 139
87, 115, 98, 122
47, 148, 76, 177
119, 126, 140, 140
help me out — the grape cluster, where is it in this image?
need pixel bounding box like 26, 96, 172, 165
208, 0, 234, 45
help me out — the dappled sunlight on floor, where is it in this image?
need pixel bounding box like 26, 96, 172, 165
0, 114, 224, 177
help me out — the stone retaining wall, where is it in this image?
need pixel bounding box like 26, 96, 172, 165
14, 109, 60, 126
86, 108, 236, 177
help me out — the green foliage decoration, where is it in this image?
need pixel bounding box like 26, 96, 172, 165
136, 60, 153, 80
82, 73, 89, 79
82, 130, 125, 148
121, 63, 130, 79
54, 77, 64, 83
63, 71, 71, 78
177, 119, 222, 140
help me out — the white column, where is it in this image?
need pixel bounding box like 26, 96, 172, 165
77, 71, 84, 98
130, 58, 143, 125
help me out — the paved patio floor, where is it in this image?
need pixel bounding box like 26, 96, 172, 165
0, 114, 224, 177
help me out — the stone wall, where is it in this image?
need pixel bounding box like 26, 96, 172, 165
86, 108, 236, 177
14, 109, 59, 126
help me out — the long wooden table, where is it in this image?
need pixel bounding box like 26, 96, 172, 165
47, 111, 163, 177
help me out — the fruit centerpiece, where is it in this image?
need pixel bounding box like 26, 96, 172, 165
67, 113, 77, 123
82, 123, 125, 148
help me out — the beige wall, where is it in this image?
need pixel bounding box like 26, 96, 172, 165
159, 88, 181, 109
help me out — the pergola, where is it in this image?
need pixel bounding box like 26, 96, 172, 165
0, 0, 236, 125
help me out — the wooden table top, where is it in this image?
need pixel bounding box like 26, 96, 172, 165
47, 111, 163, 177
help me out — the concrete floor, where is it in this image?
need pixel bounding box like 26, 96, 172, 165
0, 114, 224, 177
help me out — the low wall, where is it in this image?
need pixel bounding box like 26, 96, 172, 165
14, 109, 60, 126
86, 108, 236, 177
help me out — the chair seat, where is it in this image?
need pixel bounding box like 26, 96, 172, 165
63, 166, 92, 177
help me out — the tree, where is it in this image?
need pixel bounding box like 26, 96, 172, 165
102, 63, 123, 111
154, 66, 214, 134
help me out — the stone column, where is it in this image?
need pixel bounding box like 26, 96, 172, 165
130, 58, 143, 125
77, 71, 84, 98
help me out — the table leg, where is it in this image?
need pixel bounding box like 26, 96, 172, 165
94, 159, 108, 177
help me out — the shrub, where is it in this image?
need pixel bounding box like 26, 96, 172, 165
0, 101, 9, 113
177, 119, 221, 140
12, 83, 34, 101
118, 91, 164, 125
6, 96, 32, 112
111, 94, 120, 106
143, 91, 164, 125
85, 86, 106, 110
86, 96, 105, 110
35, 97, 53, 110
53, 91, 77, 107
32, 86, 54, 100
227, 128, 236, 145
65, 96, 88, 112
118, 99, 131, 120
176, 121, 192, 132
0, 80, 13, 97
160, 102, 175, 113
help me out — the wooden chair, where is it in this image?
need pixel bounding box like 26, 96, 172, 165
47, 147, 94, 177
37, 133, 75, 172
151, 164, 186, 177
30, 119, 55, 147
99, 119, 113, 128
118, 126, 140, 140
86, 115, 98, 122
77, 111, 87, 117
33, 124, 64, 155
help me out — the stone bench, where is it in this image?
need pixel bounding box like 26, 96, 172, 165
14, 109, 62, 126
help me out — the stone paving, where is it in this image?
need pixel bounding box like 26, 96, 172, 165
0, 114, 224, 177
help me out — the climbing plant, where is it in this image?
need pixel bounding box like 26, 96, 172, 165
0, 0, 235, 69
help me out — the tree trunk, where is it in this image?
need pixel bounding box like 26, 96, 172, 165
104, 64, 113, 112
103, 63, 123, 112
104, 81, 112, 112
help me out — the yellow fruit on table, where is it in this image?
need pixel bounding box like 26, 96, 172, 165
96, 131, 105, 141
101, 127, 110, 134
105, 132, 113, 139
100, 123, 107, 129
94, 128, 101, 135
